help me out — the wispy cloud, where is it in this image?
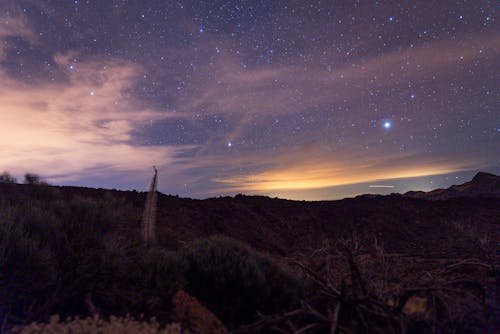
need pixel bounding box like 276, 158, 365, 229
0, 55, 192, 182
0, 5, 36, 60
0, 3, 497, 198
180, 33, 500, 119
166, 33, 499, 195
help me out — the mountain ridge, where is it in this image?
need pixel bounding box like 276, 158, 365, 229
0, 172, 498, 259
403, 171, 500, 200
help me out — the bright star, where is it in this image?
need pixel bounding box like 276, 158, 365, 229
227, 141, 232, 147
383, 121, 392, 129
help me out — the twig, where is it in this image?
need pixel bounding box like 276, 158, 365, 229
301, 301, 329, 322
330, 303, 340, 334
293, 323, 323, 334
293, 260, 341, 296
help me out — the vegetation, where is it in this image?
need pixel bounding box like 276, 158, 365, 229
0, 178, 498, 333
0, 172, 16, 184
142, 167, 159, 246
181, 237, 301, 327
10, 315, 185, 334
0, 172, 50, 185
236, 238, 498, 333
23, 173, 47, 185
0, 186, 301, 332
0, 193, 140, 325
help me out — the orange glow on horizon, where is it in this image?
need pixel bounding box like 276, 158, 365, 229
213, 162, 472, 192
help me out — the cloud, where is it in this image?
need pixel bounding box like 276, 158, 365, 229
0, 5, 36, 60
181, 33, 500, 119
0, 3, 496, 198
210, 149, 485, 193
166, 33, 500, 196
0, 55, 192, 182
0, 6, 34, 39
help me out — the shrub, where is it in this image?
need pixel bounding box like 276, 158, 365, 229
0, 191, 301, 330
0, 220, 58, 323
115, 247, 188, 320
23, 173, 44, 185
181, 236, 301, 327
11, 315, 185, 334
0, 194, 139, 325
0, 171, 16, 183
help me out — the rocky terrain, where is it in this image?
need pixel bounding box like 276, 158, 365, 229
0, 172, 498, 333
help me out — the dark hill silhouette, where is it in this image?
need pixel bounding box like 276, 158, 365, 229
404, 171, 500, 200
0, 172, 498, 259
0, 173, 498, 332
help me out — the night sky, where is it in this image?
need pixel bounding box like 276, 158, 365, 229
0, 0, 498, 200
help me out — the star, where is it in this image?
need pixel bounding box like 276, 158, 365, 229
0, 0, 496, 201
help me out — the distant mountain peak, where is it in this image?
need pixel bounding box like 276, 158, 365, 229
471, 171, 497, 184
404, 171, 499, 200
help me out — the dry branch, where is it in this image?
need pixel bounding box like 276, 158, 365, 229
235, 236, 495, 333
141, 166, 158, 246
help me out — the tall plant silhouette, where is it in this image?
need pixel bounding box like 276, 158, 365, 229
142, 166, 158, 246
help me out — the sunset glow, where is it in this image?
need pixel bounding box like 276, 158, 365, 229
0, 1, 498, 199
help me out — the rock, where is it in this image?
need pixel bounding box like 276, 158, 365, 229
402, 296, 429, 316
172, 290, 228, 334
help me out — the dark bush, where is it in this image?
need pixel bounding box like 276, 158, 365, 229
0, 172, 16, 183
181, 236, 302, 327
132, 248, 187, 318
0, 191, 301, 330
156, 225, 184, 250
0, 220, 58, 323
23, 173, 45, 185
0, 194, 137, 324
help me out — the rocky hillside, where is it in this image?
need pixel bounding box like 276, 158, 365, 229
1, 173, 498, 332
0, 172, 498, 259
404, 172, 500, 200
